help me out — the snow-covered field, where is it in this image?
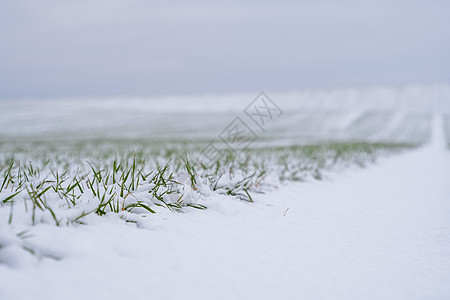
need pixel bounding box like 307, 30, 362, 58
1, 84, 450, 299
1, 83, 450, 144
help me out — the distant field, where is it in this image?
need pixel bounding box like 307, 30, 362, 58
1, 84, 449, 145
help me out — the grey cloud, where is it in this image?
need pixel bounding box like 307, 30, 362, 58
0, 0, 449, 97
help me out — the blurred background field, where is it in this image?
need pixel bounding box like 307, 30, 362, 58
1, 84, 449, 148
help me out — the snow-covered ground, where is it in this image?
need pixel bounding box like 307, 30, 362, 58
1, 85, 450, 299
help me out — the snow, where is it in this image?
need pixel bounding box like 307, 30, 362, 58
1, 112, 450, 299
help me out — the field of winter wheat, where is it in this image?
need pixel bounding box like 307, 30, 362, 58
1, 84, 450, 300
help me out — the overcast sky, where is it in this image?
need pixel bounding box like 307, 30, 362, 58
1, 0, 449, 98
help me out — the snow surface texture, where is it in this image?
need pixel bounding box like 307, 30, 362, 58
1, 88, 450, 299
